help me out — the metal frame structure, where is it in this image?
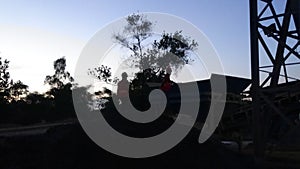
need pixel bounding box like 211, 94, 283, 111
250, 0, 300, 166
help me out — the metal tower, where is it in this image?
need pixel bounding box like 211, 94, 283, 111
250, 0, 300, 165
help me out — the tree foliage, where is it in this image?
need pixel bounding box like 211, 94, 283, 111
89, 13, 198, 102
113, 13, 153, 70
113, 13, 197, 73
152, 30, 198, 71
9, 80, 29, 101
44, 57, 75, 119
0, 56, 78, 124
45, 57, 74, 89
0, 57, 13, 103
88, 65, 118, 84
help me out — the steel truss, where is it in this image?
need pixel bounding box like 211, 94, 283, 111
250, 0, 300, 166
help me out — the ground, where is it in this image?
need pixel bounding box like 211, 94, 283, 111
0, 124, 255, 169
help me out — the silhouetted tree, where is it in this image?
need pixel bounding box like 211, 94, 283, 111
91, 13, 197, 85
0, 57, 12, 104
94, 87, 112, 98
9, 80, 29, 101
45, 57, 74, 90
88, 65, 118, 84
26, 92, 52, 112
72, 85, 95, 111
114, 13, 197, 75
45, 57, 75, 120
89, 13, 197, 110
113, 13, 153, 70
152, 30, 197, 71
26, 92, 48, 104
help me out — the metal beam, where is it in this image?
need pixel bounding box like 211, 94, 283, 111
290, 0, 300, 37
250, 0, 265, 166
270, 0, 292, 86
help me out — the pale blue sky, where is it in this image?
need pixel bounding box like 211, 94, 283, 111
0, 0, 252, 92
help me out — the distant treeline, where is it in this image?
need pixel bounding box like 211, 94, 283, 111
0, 57, 76, 125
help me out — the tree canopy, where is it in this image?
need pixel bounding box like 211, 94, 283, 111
9, 80, 29, 101
90, 13, 198, 90
0, 57, 12, 103
45, 57, 74, 90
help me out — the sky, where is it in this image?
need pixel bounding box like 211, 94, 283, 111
0, 0, 251, 92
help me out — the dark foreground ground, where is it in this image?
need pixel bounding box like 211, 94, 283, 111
0, 123, 257, 169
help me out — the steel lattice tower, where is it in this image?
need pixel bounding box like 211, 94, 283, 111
250, 0, 300, 166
